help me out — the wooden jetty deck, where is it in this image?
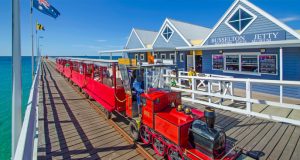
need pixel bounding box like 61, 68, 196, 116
37, 61, 146, 160
38, 60, 300, 160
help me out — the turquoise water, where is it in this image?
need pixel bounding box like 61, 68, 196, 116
0, 56, 33, 160
0, 56, 120, 160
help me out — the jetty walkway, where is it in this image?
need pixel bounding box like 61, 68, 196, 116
37, 60, 300, 160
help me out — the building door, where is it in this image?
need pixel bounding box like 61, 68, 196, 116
196, 55, 202, 73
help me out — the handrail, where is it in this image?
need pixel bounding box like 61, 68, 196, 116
164, 74, 300, 126
14, 58, 41, 160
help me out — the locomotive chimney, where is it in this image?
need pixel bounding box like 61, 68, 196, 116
204, 107, 215, 128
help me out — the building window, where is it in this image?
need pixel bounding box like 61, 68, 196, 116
140, 54, 144, 61
225, 55, 240, 71
135, 54, 139, 60
180, 53, 184, 62
170, 53, 175, 61
212, 54, 224, 70
161, 25, 173, 42
259, 54, 277, 74
225, 6, 257, 35
161, 53, 166, 59
154, 53, 157, 59
241, 55, 258, 73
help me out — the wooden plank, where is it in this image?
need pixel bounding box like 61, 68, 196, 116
290, 127, 300, 160
279, 127, 300, 160
259, 123, 289, 160
243, 122, 275, 151
268, 125, 295, 160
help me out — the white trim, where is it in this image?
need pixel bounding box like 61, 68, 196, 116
180, 53, 184, 62
152, 18, 192, 48
161, 24, 174, 42
223, 52, 261, 75
201, 0, 241, 46
125, 28, 146, 49
241, 0, 300, 40
224, 5, 257, 35
160, 53, 167, 59
140, 54, 145, 61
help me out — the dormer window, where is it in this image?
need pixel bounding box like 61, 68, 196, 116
225, 6, 257, 35
162, 25, 173, 42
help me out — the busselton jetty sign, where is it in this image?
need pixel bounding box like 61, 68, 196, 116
207, 30, 286, 45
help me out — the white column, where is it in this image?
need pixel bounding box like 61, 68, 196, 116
12, 0, 22, 158
193, 50, 196, 70
280, 47, 283, 103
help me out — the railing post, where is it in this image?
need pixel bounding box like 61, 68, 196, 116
246, 79, 252, 114
192, 77, 195, 103
230, 82, 234, 102
208, 80, 211, 103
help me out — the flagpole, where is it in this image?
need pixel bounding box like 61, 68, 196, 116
12, 0, 22, 158
30, 0, 34, 80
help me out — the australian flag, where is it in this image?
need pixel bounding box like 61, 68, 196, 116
33, 0, 60, 19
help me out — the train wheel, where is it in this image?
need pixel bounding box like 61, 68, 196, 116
152, 136, 166, 156
140, 126, 151, 144
129, 121, 139, 141
104, 109, 111, 119
167, 146, 183, 160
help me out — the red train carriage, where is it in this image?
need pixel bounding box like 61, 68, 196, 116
55, 58, 251, 160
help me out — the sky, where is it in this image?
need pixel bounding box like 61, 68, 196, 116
0, 0, 300, 56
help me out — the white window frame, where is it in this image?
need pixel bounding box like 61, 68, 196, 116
161, 53, 167, 59
212, 54, 224, 70
180, 53, 184, 62
225, 5, 257, 35
140, 54, 145, 61
259, 54, 278, 75
223, 52, 261, 76
161, 24, 174, 42
135, 54, 139, 60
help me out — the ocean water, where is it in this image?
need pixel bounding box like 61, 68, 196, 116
0, 56, 33, 160
0, 56, 120, 160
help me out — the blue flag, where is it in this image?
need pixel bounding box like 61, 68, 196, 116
33, 0, 60, 19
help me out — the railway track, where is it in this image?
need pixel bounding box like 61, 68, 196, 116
46, 60, 164, 160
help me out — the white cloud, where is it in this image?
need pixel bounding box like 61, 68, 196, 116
280, 16, 300, 22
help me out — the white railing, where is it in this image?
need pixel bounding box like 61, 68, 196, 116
165, 74, 300, 126
14, 58, 41, 160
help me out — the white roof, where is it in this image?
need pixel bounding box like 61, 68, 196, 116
134, 29, 157, 46
168, 18, 211, 43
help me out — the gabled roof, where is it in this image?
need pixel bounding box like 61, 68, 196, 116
152, 18, 211, 47
201, 0, 300, 45
168, 18, 211, 43
134, 29, 157, 47
125, 28, 157, 49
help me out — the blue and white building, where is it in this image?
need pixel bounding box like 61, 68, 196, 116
177, 0, 300, 98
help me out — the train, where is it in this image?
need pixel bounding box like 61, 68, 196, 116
55, 57, 249, 160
